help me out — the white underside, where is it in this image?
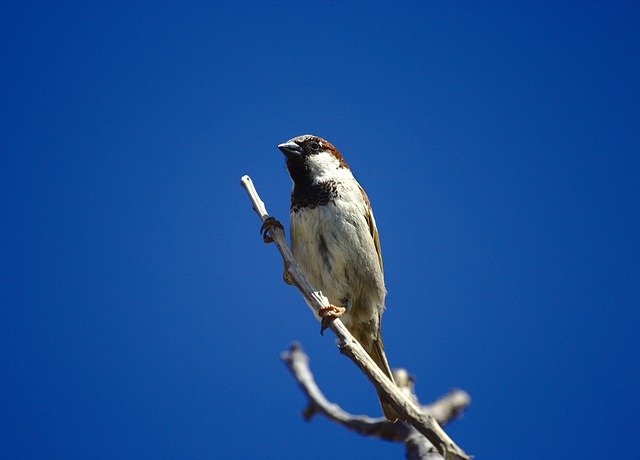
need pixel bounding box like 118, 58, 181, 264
290, 176, 386, 341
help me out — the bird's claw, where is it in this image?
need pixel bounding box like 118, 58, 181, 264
319, 304, 346, 335
260, 217, 284, 244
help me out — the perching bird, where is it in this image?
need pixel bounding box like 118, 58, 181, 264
277, 134, 398, 422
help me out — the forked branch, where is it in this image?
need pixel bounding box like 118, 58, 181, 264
281, 343, 471, 460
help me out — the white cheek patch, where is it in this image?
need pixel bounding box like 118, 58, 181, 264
307, 151, 353, 184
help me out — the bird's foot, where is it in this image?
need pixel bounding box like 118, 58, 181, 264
319, 304, 346, 335
260, 217, 284, 244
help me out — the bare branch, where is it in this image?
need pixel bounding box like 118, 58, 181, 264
392, 369, 470, 426
423, 390, 471, 426
281, 343, 408, 442
405, 427, 445, 460
241, 175, 330, 317
241, 175, 470, 460
282, 344, 471, 460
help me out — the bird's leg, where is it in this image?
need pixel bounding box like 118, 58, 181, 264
319, 304, 346, 335
260, 216, 284, 244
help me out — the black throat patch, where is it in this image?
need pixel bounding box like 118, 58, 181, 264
287, 155, 340, 212
290, 180, 338, 212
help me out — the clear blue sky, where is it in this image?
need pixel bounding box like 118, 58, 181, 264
2, 2, 639, 459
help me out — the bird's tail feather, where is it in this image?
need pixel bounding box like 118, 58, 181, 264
369, 336, 400, 422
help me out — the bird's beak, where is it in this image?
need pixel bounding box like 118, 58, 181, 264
278, 141, 303, 157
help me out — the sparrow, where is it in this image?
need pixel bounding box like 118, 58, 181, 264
277, 134, 398, 422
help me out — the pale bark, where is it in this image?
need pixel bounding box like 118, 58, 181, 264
281, 344, 471, 460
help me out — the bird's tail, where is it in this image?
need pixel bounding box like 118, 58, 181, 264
368, 336, 400, 422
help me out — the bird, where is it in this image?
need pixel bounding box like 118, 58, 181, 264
276, 134, 398, 422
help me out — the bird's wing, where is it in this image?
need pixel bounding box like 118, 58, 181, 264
358, 184, 383, 274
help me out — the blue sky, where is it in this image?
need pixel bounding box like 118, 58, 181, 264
2, 1, 639, 458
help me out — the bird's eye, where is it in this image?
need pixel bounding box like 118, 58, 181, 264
309, 141, 320, 151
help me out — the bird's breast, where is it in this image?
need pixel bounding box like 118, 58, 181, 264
289, 198, 386, 322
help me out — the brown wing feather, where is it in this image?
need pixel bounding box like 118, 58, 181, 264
358, 184, 383, 273
358, 184, 397, 421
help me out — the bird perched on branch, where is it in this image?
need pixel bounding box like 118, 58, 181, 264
276, 134, 398, 422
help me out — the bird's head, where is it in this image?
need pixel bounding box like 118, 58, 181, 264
278, 135, 350, 185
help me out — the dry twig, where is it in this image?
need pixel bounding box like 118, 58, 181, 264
281, 343, 471, 460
